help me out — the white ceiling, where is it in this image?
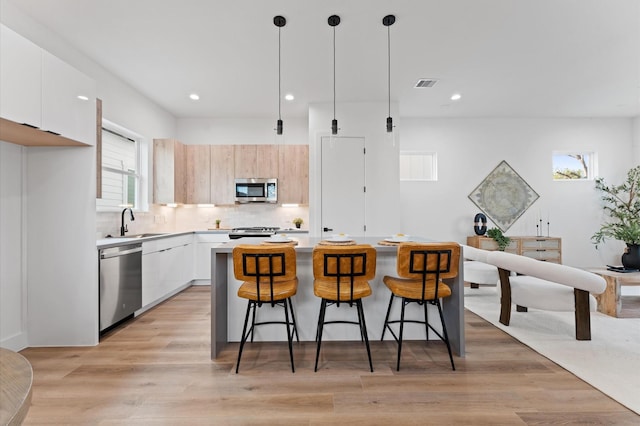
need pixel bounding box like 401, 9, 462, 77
8, 0, 640, 120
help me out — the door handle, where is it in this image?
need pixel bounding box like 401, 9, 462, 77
323, 227, 333, 232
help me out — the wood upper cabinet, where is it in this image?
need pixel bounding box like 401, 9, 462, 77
210, 145, 235, 205
233, 145, 279, 178
233, 145, 257, 178
153, 139, 186, 204
278, 145, 309, 204
256, 145, 279, 177
185, 145, 211, 204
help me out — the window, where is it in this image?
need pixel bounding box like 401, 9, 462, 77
552, 152, 596, 180
399, 152, 437, 181
97, 122, 141, 210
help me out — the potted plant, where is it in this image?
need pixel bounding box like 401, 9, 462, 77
487, 227, 511, 251
215, 219, 221, 229
591, 165, 640, 269
292, 218, 303, 229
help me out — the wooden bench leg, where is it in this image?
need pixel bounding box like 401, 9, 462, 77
574, 289, 591, 340
498, 268, 512, 326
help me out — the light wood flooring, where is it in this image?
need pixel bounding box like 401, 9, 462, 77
19, 286, 639, 425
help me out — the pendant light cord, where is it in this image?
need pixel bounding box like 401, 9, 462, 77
387, 24, 391, 117
333, 25, 336, 121
278, 27, 282, 121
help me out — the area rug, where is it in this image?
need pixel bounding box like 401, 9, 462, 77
464, 286, 640, 415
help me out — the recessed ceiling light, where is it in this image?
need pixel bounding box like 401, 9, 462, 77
285, 94, 294, 101
450, 93, 462, 101
189, 93, 200, 100
77, 95, 89, 101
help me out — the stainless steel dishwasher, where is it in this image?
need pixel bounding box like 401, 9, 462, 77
99, 243, 143, 333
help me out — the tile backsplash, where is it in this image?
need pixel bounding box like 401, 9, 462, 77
97, 204, 309, 238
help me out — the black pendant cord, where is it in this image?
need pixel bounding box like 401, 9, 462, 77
387, 24, 391, 118
278, 26, 282, 122
332, 24, 336, 122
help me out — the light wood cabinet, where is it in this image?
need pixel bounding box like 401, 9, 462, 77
234, 145, 257, 178
257, 145, 279, 177
153, 139, 186, 204
467, 235, 562, 263
185, 145, 211, 204
210, 145, 235, 205
278, 144, 309, 204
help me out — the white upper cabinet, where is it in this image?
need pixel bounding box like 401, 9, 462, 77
0, 24, 42, 127
41, 51, 96, 145
0, 24, 96, 146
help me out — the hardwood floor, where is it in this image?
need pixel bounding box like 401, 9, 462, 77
19, 286, 639, 425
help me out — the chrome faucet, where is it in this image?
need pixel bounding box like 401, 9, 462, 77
120, 208, 135, 236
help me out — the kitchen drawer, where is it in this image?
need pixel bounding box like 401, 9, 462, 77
143, 234, 193, 254
196, 233, 230, 243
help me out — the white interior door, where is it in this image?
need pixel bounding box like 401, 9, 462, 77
320, 136, 366, 237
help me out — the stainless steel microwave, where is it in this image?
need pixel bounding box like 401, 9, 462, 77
235, 178, 277, 203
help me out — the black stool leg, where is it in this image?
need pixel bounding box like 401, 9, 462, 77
436, 300, 456, 371
357, 300, 374, 372
250, 301, 257, 343
397, 298, 407, 371
236, 300, 253, 374
381, 293, 394, 341
288, 298, 299, 342
314, 299, 327, 372
423, 302, 430, 340
284, 298, 295, 373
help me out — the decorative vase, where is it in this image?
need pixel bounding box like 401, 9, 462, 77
621, 244, 640, 270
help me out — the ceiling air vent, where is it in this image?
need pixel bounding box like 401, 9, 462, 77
414, 79, 438, 88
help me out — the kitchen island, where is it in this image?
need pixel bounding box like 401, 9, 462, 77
210, 236, 465, 359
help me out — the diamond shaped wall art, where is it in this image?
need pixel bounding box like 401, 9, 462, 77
468, 161, 539, 232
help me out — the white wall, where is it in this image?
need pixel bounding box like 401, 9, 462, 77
308, 102, 401, 237
0, 142, 27, 350
633, 116, 640, 164
400, 117, 635, 267
177, 117, 308, 146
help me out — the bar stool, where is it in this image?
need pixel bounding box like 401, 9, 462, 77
312, 244, 377, 372
232, 244, 299, 373
381, 242, 460, 371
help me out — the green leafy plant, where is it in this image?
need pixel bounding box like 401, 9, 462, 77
591, 165, 640, 247
293, 217, 303, 228
487, 227, 511, 251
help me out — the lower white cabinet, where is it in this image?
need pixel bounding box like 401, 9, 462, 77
142, 235, 193, 307
194, 233, 230, 280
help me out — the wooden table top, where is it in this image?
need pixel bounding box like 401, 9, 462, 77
0, 347, 33, 425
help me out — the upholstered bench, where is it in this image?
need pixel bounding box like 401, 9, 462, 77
486, 250, 606, 340
462, 244, 499, 288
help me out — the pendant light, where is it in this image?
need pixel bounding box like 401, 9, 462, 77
274, 16, 286, 135
328, 15, 340, 135
383, 15, 395, 133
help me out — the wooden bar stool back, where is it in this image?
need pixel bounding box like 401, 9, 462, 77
312, 244, 377, 372
232, 244, 299, 373
381, 242, 460, 371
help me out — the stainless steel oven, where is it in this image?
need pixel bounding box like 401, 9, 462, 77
235, 178, 277, 203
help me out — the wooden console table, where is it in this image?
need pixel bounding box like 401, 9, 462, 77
587, 268, 640, 318
467, 235, 562, 263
